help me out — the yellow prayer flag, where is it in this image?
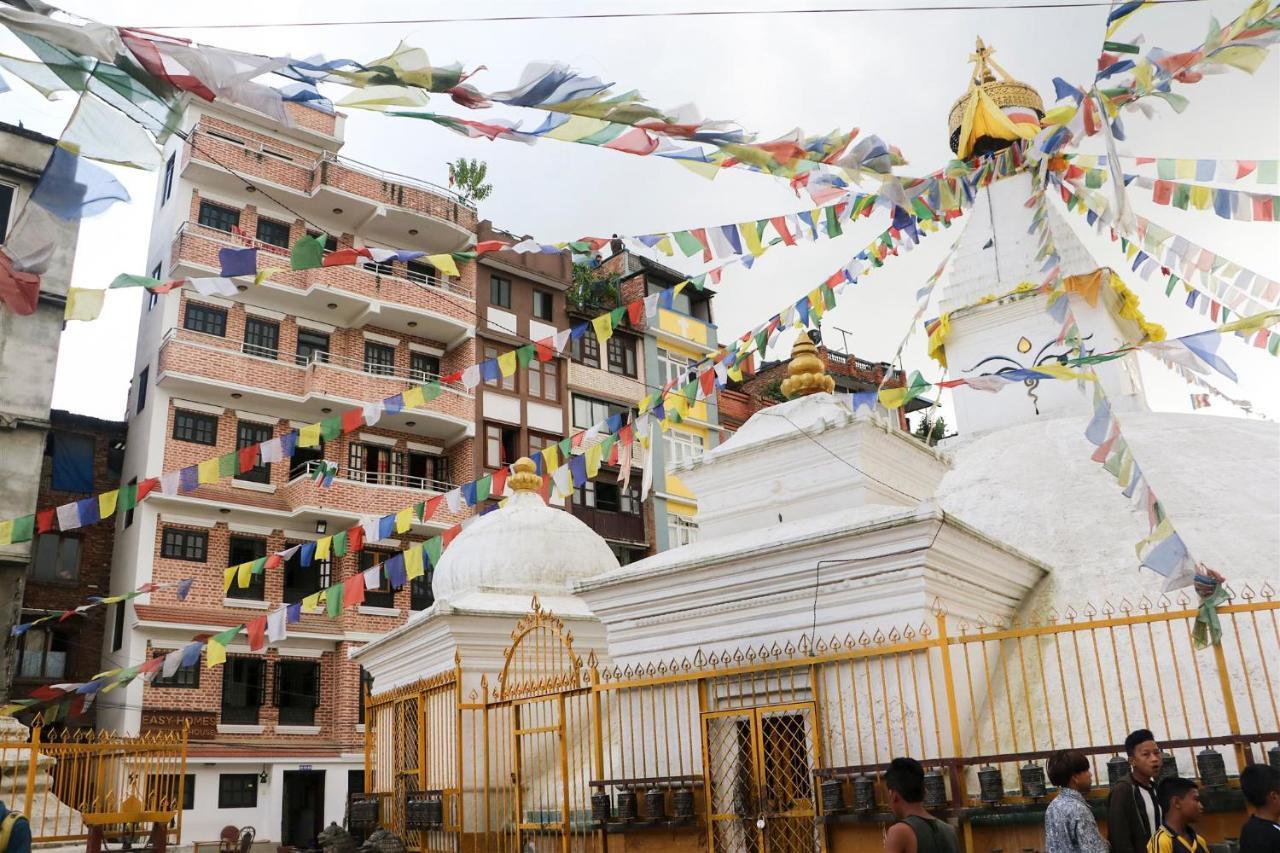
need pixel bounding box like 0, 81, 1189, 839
1218, 309, 1280, 335
541, 444, 560, 473
545, 114, 610, 142
206, 639, 226, 668
298, 422, 322, 448
405, 547, 424, 580
673, 281, 688, 298
739, 222, 764, 257
315, 536, 332, 561
808, 289, 824, 319
655, 236, 674, 257
302, 592, 321, 612
667, 394, 688, 418
98, 489, 119, 519
497, 350, 517, 378
255, 266, 286, 287
197, 457, 220, 484
727, 364, 743, 382
395, 506, 413, 534
1034, 364, 1096, 382
402, 385, 425, 409
237, 560, 253, 589
1175, 159, 1195, 179
592, 312, 614, 346
336, 84, 430, 110
0, 520, 12, 546
427, 253, 459, 277
224, 566, 237, 592
64, 288, 105, 322
585, 443, 603, 478
878, 387, 910, 410
1188, 185, 1212, 210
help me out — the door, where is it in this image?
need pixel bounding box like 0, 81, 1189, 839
703, 703, 820, 853
513, 695, 569, 853
281, 770, 326, 847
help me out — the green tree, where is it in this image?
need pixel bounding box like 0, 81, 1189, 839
914, 414, 947, 446
568, 262, 620, 312
447, 158, 493, 206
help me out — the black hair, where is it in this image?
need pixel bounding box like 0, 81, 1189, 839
1157, 776, 1198, 812
1241, 764, 1280, 808
1047, 749, 1091, 788
1124, 729, 1156, 757
884, 757, 925, 803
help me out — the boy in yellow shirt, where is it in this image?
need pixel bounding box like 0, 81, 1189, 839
1147, 777, 1208, 853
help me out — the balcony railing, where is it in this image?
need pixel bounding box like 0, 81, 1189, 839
568, 504, 647, 544
319, 151, 472, 209
289, 459, 455, 494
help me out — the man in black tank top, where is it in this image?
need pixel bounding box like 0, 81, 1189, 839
883, 757, 961, 853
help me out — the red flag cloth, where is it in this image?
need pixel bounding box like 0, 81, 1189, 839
264, 553, 283, 570
0, 251, 41, 316
321, 247, 371, 267
1237, 160, 1257, 179
347, 525, 364, 554
769, 216, 796, 245
619, 423, 633, 445
138, 478, 160, 502
138, 583, 159, 593
138, 655, 165, 674
490, 467, 508, 497
1152, 181, 1174, 205
602, 127, 660, 155
740, 354, 756, 377
690, 228, 713, 263
539, 473, 552, 504
341, 408, 364, 433
534, 338, 554, 361
246, 616, 267, 651
699, 369, 716, 397
342, 575, 365, 609
119, 29, 217, 101
1253, 195, 1274, 221
238, 445, 258, 474
36, 509, 55, 534
151, 279, 185, 294
442, 371, 462, 383
58, 609, 76, 622
421, 496, 442, 522
1135, 157, 1155, 165
475, 240, 508, 254
709, 268, 722, 285
627, 299, 644, 325
442, 524, 461, 548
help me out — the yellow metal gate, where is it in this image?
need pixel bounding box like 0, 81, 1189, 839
513, 694, 569, 851
703, 702, 821, 853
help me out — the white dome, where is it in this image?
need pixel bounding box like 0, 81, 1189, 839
430, 489, 620, 604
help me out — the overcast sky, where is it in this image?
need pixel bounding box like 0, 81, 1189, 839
2, 0, 1278, 426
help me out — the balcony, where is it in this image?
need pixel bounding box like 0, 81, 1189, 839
569, 504, 647, 545
279, 461, 467, 529
156, 328, 475, 443
170, 223, 475, 345
182, 123, 476, 250
654, 307, 717, 351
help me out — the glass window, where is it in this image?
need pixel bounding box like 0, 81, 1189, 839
242, 317, 280, 359
153, 655, 200, 688
364, 342, 396, 376
274, 660, 320, 726
284, 547, 331, 601
125, 477, 137, 528
147, 773, 194, 811
410, 574, 434, 613
136, 367, 148, 414
571, 334, 600, 369
348, 442, 401, 485
571, 395, 628, 430
235, 421, 272, 484
410, 351, 440, 382
112, 601, 124, 651
161, 154, 175, 205
528, 357, 559, 403
217, 774, 258, 809
482, 345, 515, 392
406, 260, 436, 285
290, 438, 325, 480
533, 289, 554, 321
296, 328, 330, 366
406, 451, 446, 489
255, 217, 290, 248
359, 551, 396, 608
183, 302, 227, 336
197, 201, 239, 233
0, 183, 15, 242
226, 537, 267, 601
173, 410, 218, 445
220, 658, 265, 725
161, 528, 207, 562
490, 275, 511, 308
529, 432, 560, 458
484, 423, 518, 469
307, 231, 338, 253
664, 431, 705, 470
28, 534, 80, 583
657, 348, 694, 388
15, 625, 68, 681
607, 336, 637, 377
668, 516, 699, 547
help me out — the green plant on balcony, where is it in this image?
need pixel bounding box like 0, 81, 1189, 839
567, 263, 621, 314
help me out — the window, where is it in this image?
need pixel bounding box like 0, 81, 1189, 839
528, 357, 559, 403
274, 660, 320, 726
483, 345, 515, 392
607, 336, 637, 377
235, 421, 272, 484
410, 574, 434, 612
296, 328, 330, 366
409, 351, 440, 382
14, 625, 68, 681
226, 537, 267, 601
406, 452, 447, 489
575, 480, 640, 515
306, 230, 338, 253
665, 431, 705, 470
242, 317, 280, 359
161, 154, 175, 205
364, 342, 396, 376
358, 668, 375, 724
529, 432, 560, 458
484, 423, 519, 469
147, 290, 159, 311
348, 442, 400, 485
255, 217, 290, 248
136, 367, 148, 414
125, 477, 137, 528
151, 262, 163, 281
112, 601, 125, 651
533, 289, 554, 321
490, 275, 511, 308
657, 348, 695, 387
571, 334, 600, 369
183, 302, 227, 336
147, 773, 194, 811
218, 774, 259, 809
220, 658, 265, 725
197, 200, 239, 233
363, 258, 395, 276
50, 432, 94, 492
173, 410, 218, 445
153, 655, 199, 688
0, 183, 15, 242
571, 395, 628, 430
284, 547, 331, 601
668, 516, 699, 548
359, 551, 396, 608
28, 534, 80, 583
161, 528, 207, 562
290, 438, 325, 480
406, 260, 436, 285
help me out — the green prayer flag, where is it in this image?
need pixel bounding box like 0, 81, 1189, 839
413, 501, 425, 521
320, 416, 342, 441
558, 438, 573, 457
673, 231, 704, 258
1171, 182, 1191, 210
825, 206, 843, 238
1085, 170, 1105, 189
423, 382, 441, 402
218, 452, 237, 478
119, 483, 137, 512
250, 557, 267, 576
10, 514, 34, 544
755, 328, 770, 357
690, 274, 707, 292
682, 380, 698, 404
1192, 583, 1230, 649
515, 345, 535, 370
1259, 160, 1279, 184
599, 434, 617, 461
332, 531, 348, 558
290, 233, 326, 271
211, 625, 242, 646
475, 474, 492, 504
1157, 159, 1177, 180
425, 536, 443, 567
110, 273, 163, 289
326, 585, 343, 617
822, 284, 837, 310
610, 306, 627, 328
1103, 40, 1141, 54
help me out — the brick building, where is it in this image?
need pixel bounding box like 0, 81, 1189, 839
103, 100, 478, 846
9, 411, 125, 730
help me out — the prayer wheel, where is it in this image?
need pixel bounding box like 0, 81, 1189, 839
1196, 748, 1227, 788
1268, 744, 1280, 771
978, 766, 1004, 804
644, 786, 667, 820
1158, 751, 1178, 782
672, 786, 695, 819
591, 791, 612, 824
853, 775, 877, 812
616, 788, 638, 821
1107, 755, 1130, 787
1019, 762, 1046, 799
820, 778, 845, 813
923, 769, 947, 809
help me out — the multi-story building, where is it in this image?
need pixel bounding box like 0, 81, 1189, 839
594, 252, 719, 552
0, 123, 81, 701
473, 221, 571, 491
104, 101, 478, 846
9, 411, 125, 730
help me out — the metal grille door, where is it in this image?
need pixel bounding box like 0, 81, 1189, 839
514, 695, 569, 853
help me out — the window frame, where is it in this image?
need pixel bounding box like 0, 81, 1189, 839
14, 624, 69, 682
172, 410, 218, 445
571, 334, 601, 369
273, 659, 321, 726
484, 422, 519, 470
234, 421, 272, 484
225, 536, 267, 601
490, 275, 512, 309
161, 154, 175, 205
532, 289, 554, 321
254, 217, 291, 249
183, 301, 228, 337
136, 366, 149, 414
242, 316, 280, 360
359, 551, 397, 609
197, 200, 240, 234
152, 655, 200, 689
571, 394, 628, 430
410, 574, 434, 613
363, 341, 397, 377
528, 357, 559, 403
668, 515, 699, 548
0, 182, 16, 243
217, 774, 259, 809
482, 344, 516, 393
606, 335, 637, 378
220, 657, 266, 725
664, 430, 706, 470
147, 773, 194, 811
283, 547, 331, 602
295, 328, 330, 366
409, 351, 440, 382
161, 528, 208, 562
27, 533, 81, 584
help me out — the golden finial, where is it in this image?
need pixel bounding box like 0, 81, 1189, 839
509, 457, 541, 492
969, 37, 997, 84
780, 335, 835, 399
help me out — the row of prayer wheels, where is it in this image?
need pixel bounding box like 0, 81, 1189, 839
591, 785, 697, 823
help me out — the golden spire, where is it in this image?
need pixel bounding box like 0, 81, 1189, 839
509, 457, 542, 492
780, 335, 834, 400
969, 37, 998, 84
947, 37, 1045, 155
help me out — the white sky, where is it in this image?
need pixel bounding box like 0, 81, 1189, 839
2, 0, 1278, 426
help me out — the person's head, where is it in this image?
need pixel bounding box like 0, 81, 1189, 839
1158, 777, 1203, 826
884, 757, 926, 818
1047, 749, 1093, 794
1124, 729, 1161, 781
1241, 764, 1280, 815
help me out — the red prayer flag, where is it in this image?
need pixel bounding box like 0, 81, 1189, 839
690, 228, 713, 263
699, 369, 716, 396
1253, 195, 1274, 221
246, 616, 267, 651
0, 251, 41, 316
138, 478, 159, 502
321, 247, 371, 267
1135, 157, 1155, 165
422, 496, 441, 522
264, 553, 283, 570
534, 338, 554, 361
1237, 160, 1257, 179
490, 466, 508, 497
341, 408, 364, 433
627, 300, 644, 325
1152, 180, 1174, 205
348, 525, 365, 554
138, 655, 165, 674
475, 240, 508, 254
442, 524, 461, 548
238, 445, 258, 474
58, 609, 76, 622
769, 216, 796, 246
342, 575, 365, 609
709, 268, 722, 285
36, 509, 55, 534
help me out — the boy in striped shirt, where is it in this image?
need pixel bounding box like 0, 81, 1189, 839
1147, 777, 1208, 853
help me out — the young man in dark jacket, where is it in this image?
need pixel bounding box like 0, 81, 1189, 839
1108, 729, 1164, 853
